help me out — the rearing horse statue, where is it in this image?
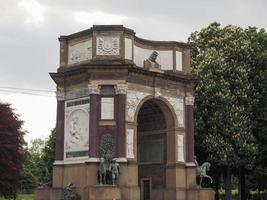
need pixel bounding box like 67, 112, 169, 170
195, 157, 213, 187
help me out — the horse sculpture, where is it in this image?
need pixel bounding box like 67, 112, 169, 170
98, 157, 109, 185
195, 158, 213, 187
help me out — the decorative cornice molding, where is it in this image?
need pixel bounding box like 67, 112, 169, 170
88, 84, 100, 94
185, 96, 194, 106
115, 84, 128, 94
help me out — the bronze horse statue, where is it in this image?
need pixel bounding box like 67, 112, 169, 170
98, 157, 109, 185
195, 158, 213, 187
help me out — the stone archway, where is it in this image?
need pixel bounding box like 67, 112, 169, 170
136, 98, 176, 200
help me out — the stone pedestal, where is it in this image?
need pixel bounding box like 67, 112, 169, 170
34, 187, 63, 200
89, 186, 121, 200
198, 188, 215, 200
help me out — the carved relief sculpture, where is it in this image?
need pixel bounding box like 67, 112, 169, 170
65, 109, 89, 149
166, 96, 184, 127
177, 134, 184, 162
126, 90, 151, 122
96, 36, 120, 55
68, 39, 92, 64
115, 84, 128, 94
64, 99, 90, 159
126, 129, 134, 158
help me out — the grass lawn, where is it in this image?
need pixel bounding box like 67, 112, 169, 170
0, 194, 34, 200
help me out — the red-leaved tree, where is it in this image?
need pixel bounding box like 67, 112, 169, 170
0, 102, 25, 197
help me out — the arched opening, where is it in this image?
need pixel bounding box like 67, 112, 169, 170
137, 98, 175, 200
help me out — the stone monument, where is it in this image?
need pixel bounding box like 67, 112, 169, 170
34, 25, 214, 200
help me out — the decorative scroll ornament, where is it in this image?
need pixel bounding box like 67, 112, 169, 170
96, 36, 120, 55
56, 87, 65, 101
115, 84, 128, 94
88, 84, 100, 94
185, 96, 195, 106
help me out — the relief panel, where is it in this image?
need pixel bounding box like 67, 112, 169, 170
68, 39, 92, 64
64, 98, 90, 160
166, 96, 184, 127
177, 134, 184, 162
126, 90, 151, 122
126, 129, 134, 158
96, 36, 120, 56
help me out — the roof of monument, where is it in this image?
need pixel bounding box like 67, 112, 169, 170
58, 25, 188, 48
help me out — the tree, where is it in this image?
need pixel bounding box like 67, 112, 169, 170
41, 128, 56, 184
0, 102, 25, 198
246, 27, 267, 198
18, 138, 46, 192
189, 23, 258, 200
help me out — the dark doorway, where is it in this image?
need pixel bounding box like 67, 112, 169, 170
137, 99, 166, 200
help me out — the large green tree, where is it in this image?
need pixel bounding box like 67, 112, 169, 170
246, 27, 267, 197
0, 102, 25, 198
41, 128, 56, 184
189, 23, 258, 199
18, 128, 56, 192
19, 138, 46, 192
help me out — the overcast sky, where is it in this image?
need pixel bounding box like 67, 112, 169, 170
0, 0, 266, 143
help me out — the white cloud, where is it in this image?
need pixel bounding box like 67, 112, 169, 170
18, 0, 46, 27
73, 11, 127, 26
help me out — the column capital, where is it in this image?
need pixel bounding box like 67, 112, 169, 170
115, 84, 128, 94
56, 87, 65, 101
185, 96, 194, 106
88, 84, 100, 94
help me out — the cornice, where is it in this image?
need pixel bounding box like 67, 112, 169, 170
50, 63, 196, 85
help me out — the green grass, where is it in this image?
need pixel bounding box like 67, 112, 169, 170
0, 194, 34, 200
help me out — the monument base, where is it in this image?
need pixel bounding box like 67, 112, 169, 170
34, 187, 62, 200
89, 186, 121, 200
34, 186, 214, 200
198, 188, 215, 200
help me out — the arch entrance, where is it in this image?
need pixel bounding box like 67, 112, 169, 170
137, 98, 175, 200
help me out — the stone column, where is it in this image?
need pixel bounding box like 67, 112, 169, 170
55, 87, 65, 161
185, 96, 195, 163
115, 84, 127, 157
88, 84, 100, 157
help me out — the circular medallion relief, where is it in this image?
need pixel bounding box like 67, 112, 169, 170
102, 40, 113, 52
96, 36, 119, 55
66, 109, 89, 148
